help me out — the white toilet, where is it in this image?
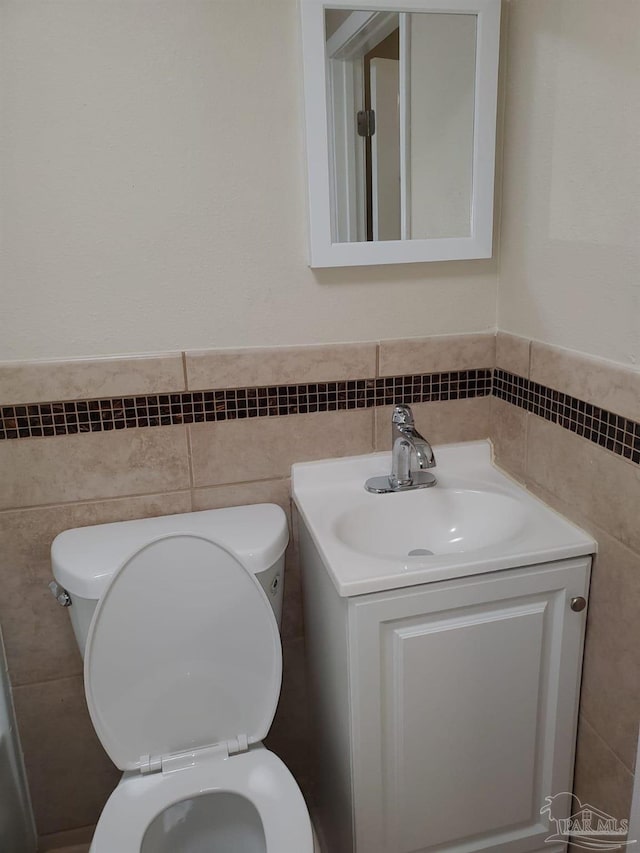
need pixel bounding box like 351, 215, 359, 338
50, 504, 316, 853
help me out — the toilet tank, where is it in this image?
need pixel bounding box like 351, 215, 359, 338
51, 504, 288, 657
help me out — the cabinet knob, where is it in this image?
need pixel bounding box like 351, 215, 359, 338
570, 596, 587, 613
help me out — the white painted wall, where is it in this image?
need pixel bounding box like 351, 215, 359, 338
498, 0, 640, 367
0, 0, 497, 362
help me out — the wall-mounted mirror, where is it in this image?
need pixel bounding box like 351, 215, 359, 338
300, 0, 501, 267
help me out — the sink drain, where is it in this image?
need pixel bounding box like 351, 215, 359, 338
408, 548, 434, 557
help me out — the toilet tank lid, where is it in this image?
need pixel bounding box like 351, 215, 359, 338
51, 504, 288, 600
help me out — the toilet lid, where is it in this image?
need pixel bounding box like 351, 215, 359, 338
84, 534, 282, 771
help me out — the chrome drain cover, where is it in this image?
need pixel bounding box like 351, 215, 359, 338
408, 548, 434, 557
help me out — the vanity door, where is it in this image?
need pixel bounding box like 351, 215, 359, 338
348, 557, 590, 853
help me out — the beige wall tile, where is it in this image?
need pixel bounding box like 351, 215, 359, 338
0, 426, 190, 510
523, 479, 598, 579
490, 396, 528, 481
520, 432, 640, 777
38, 824, 95, 852
374, 397, 491, 451
580, 527, 640, 772
0, 492, 191, 686
189, 409, 374, 487
519, 477, 640, 774
530, 342, 640, 422
185, 343, 377, 390
523, 423, 640, 777
264, 636, 312, 798
526, 416, 640, 555
496, 331, 530, 377
378, 333, 495, 377
13, 676, 120, 837
574, 716, 634, 824
191, 478, 303, 640
282, 528, 304, 642
191, 478, 291, 516
0, 354, 185, 406
524, 480, 595, 547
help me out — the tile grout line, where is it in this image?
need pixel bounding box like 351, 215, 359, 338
180, 351, 189, 391
493, 368, 640, 468
579, 713, 637, 778
185, 425, 195, 492
0, 488, 193, 514
0, 369, 494, 440
11, 671, 85, 691
0, 478, 294, 515
1, 364, 638, 470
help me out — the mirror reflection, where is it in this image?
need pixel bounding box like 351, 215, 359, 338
325, 9, 477, 243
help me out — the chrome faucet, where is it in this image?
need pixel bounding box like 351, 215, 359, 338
365, 405, 437, 493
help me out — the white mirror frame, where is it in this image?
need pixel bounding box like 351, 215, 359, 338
300, 0, 501, 267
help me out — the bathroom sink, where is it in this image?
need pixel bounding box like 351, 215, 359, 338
292, 441, 595, 596
334, 487, 526, 559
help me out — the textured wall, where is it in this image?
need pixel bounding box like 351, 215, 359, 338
498, 0, 640, 366
0, 0, 497, 361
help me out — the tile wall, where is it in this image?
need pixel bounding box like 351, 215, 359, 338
0, 334, 495, 848
3, 330, 638, 847
492, 332, 640, 825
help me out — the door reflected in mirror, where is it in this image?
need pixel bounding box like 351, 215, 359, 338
325, 9, 477, 243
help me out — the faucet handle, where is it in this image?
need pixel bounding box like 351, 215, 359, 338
392, 404, 415, 427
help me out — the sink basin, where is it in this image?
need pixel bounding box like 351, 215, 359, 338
292, 441, 595, 596
335, 488, 527, 559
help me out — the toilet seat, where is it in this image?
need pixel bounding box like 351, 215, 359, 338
84, 534, 282, 770
91, 746, 314, 853
90, 745, 313, 853
84, 534, 313, 852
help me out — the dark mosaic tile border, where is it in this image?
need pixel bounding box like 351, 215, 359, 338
3, 367, 638, 467
494, 369, 640, 465
0, 369, 492, 440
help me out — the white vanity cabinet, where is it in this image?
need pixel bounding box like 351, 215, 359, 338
299, 522, 591, 853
